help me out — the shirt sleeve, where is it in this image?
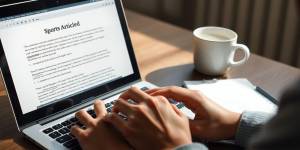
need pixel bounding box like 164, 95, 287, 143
174, 112, 273, 150
235, 111, 273, 147
248, 81, 300, 150
174, 143, 208, 150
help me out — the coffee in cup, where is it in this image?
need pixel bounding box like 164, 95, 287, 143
193, 26, 250, 75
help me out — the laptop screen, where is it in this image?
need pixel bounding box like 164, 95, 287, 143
0, 0, 136, 115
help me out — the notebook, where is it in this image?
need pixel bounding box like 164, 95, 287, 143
184, 79, 277, 114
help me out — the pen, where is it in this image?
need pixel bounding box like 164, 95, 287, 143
255, 86, 278, 105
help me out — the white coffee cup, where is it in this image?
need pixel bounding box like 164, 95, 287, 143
193, 26, 250, 75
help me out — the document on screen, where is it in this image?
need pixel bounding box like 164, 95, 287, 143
0, 2, 133, 114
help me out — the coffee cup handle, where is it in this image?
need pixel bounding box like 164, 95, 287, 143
229, 44, 250, 67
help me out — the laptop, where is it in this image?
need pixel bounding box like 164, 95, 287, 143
0, 0, 194, 149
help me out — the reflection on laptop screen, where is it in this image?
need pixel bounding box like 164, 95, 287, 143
0, 0, 134, 114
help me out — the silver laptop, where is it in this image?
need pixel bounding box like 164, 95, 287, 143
0, 0, 194, 149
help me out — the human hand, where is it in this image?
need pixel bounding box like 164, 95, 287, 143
71, 100, 131, 150
146, 86, 241, 141
104, 87, 192, 150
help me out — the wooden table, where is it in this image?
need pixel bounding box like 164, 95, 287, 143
0, 10, 299, 150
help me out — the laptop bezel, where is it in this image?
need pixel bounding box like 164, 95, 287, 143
0, 0, 141, 128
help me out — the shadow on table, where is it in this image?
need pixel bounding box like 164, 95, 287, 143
145, 63, 227, 87
126, 11, 194, 53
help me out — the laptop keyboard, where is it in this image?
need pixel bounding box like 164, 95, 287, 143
41, 87, 185, 150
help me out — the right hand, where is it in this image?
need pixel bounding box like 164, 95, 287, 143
146, 86, 241, 141
104, 87, 192, 150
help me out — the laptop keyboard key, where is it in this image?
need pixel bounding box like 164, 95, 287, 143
43, 128, 53, 134
61, 120, 71, 126
56, 134, 72, 143
176, 103, 185, 109
67, 124, 75, 129
110, 101, 116, 105
105, 103, 111, 108
87, 110, 96, 118
49, 131, 61, 139
69, 117, 78, 123
87, 109, 95, 114
59, 128, 70, 134
141, 87, 149, 91
76, 122, 84, 127
52, 124, 63, 130
87, 109, 95, 115
63, 139, 79, 148
69, 133, 75, 137
91, 113, 96, 118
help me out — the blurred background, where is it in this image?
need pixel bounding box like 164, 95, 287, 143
0, 0, 299, 68
123, 0, 300, 68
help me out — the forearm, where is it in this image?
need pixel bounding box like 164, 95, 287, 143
174, 111, 272, 150
235, 111, 273, 147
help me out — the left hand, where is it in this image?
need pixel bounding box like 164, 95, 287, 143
104, 87, 192, 150
71, 100, 131, 150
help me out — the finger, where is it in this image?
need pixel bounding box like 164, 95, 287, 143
144, 88, 165, 95
157, 96, 184, 117
149, 87, 200, 111
103, 113, 129, 136
120, 87, 152, 103
71, 126, 85, 142
113, 99, 136, 116
94, 100, 107, 118
149, 88, 180, 99
171, 104, 183, 116
75, 110, 95, 127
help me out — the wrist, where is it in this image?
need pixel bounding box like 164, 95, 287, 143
169, 141, 192, 150
225, 112, 242, 139
170, 135, 192, 150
